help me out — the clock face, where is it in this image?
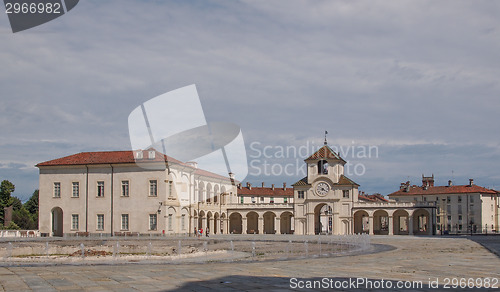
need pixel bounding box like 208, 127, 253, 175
316, 182, 330, 196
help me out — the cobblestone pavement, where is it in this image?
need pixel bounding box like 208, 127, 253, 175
0, 235, 499, 291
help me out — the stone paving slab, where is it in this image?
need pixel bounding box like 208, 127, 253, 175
0, 236, 499, 291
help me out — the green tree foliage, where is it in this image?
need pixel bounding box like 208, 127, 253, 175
0, 180, 15, 226
24, 190, 39, 214
0, 181, 39, 229
0, 180, 15, 204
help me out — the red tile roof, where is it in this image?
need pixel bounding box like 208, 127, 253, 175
36, 150, 232, 181
305, 145, 346, 163
292, 175, 358, 187
359, 194, 389, 202
237, 186, 293, 197
388, 184, 498, 196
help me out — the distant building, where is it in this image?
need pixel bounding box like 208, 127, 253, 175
388, 175, 500, 234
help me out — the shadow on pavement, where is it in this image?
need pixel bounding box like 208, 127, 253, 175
172, 275, 489, 291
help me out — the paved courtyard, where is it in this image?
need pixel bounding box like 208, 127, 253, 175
0, 235, 499, 291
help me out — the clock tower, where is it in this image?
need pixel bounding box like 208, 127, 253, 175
292, 141, 359, 235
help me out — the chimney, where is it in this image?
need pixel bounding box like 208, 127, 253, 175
283, 182, 286, 190
469, 179, 474, 186
422, 174, 434, 188
448, 180, 452, 187
237, 183, 242, 189
272, 184, 275, 190
261, 182, 265, 188
247, 182, 252, 190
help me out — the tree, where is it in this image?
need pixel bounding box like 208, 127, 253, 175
0, 180, 15, 204
24, 190, 39, 215
11, 197, 22, 211
0, 180, 15, 225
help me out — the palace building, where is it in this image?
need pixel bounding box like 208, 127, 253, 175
37, 142, 497, 237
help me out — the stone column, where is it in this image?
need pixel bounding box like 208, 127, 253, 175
275, 217, 281, 234
368, 216, 374, 235
242, 217, 247, 234
258, 217, 264, 234
408, 215, 413, 235
388, 216, 394, 235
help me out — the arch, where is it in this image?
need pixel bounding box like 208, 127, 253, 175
317, 160, 329, 174
280, 211, 294, 234
167, 207, 176, 232
373, 210, 389, 235
198, 182, 205, 203
206, 183, 212, 203
354, 210, 370, 234
314, 203, 332, 234
246, 211, 259, 234
213, 212, 219, 234
263, 211, 276, 234
180, 207, 189, 232
413, 209, 431, 235
393, 209, 409, 235
213, 185, 219, 203
229, 212, 242, 234
51, 207, 63, 237
206, 211, 212, 233
198, 210, 205, 231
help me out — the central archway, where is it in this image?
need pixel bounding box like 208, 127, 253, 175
51, 207, 63, 237
314, 204, 332, 235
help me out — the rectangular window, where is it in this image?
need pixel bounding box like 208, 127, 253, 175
458, 196, 462, 202
97, 181, 105, 197
181, 214, 186, 230
447, 204, 451, 214
458, 205, 462, 214
72, 182, 79, 198
447, 215, 452, 221
284, 197, 288, 203
260, 196, 264, 202
121, 181, 129, 197
447, 196, 450, 203
423, 197, 427, 201
240, 196, 244, 204
53, 182, 61, 198
149, 180, 157, 197
437, 217, 440, 223
470, 196, 474, 203
72, 214, 79, 230
343, 190, 349, 198
97, 214, 104, 231
168, 181, 173, 197
121, 214, 129, 230
270, 197, 274, 204
459, 224, 462, 230
458, 215, 462, 221
437, 206, 441, 214
251, 196, 255, 203
298, 191, 304, 199
149, 214, 157, 230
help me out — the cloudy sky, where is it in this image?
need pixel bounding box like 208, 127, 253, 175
1, 0, 500, 200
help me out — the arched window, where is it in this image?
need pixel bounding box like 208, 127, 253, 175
317, 160, 329, 174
